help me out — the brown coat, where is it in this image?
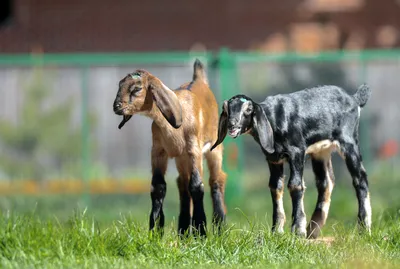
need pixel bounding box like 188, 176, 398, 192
113, 59, 227, 236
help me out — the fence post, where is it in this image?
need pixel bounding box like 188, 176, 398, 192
218, 48, 244, 209
81, 67, 91, 208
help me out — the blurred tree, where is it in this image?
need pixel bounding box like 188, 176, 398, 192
0, 67, 96, 180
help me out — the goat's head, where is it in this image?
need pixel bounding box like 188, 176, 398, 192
211, 94, 275, 153
113, 70, 182, 129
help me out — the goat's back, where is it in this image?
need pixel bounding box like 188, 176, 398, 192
261, 85, 365, 147
175, 80, 219, 144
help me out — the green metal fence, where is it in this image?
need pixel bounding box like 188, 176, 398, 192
1, 49, 400, 210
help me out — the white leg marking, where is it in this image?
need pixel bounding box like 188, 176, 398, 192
364, 193, 372, 232
298, 197, 307, 236
276, 194, 286, 233
321, 163, 334, 225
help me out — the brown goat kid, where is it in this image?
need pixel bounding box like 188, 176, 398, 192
113, 60, 227, 237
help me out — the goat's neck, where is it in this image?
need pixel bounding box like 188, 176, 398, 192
145, 104, 175, 132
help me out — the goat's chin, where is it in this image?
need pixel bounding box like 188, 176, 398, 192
228, 130, 241, 138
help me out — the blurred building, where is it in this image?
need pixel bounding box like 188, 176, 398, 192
0, 0, 399, 53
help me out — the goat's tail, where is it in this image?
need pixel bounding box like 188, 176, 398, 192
353, 83, 371, 108
192, 59, 208, 85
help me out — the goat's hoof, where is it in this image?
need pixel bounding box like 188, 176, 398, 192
191, 225, 207, 239
149, 229, 164, 239
291, 226, 307, 238
212, 217, 226, 236
178, 226, 191, 238
271, 226, 285, 235
357, 224, 372, 236
296, 231, 307, 238
178, 232, 191, 240
306, 225, 321, 239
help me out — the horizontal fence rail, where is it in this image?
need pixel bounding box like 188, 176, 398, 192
1, 49, 400, 66
0, 52, 214, 66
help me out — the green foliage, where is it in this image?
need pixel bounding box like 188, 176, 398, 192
0, 67, 96, 180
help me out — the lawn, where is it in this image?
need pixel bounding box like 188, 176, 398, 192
0, 161, 399, 268
0, 210, 399, 268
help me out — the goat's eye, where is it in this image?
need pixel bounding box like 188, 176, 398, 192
130, 86, 142, 94
244, 107, 252, 116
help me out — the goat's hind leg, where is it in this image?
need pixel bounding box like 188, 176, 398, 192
149, 147, 168, 235
343, 142, 371, 233
205, 145, 227, 234
307, 157, 335, 239
189, 150, 207, 237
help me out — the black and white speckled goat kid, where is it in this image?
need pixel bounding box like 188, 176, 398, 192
211, 84, 372, 238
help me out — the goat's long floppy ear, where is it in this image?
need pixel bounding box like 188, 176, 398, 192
253, 104, 275, 154
211, 101, 228, 151
150, 82, 182, 129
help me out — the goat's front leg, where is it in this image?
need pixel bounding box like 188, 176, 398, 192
205, 145, 227, 234
268, 162, 286, 234
149, 145, 168, 234
188, 145, 207, 237
175, 156, 192, 237
287, 152, 307, 237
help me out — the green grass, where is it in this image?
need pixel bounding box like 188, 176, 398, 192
0, 210, 399, 268
1, 161, 399, 268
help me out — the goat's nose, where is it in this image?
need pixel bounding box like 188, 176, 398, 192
113, 102, 123, 114
228, 119, 237, 127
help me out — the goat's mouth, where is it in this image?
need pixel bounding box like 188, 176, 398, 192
113, 104, 134, 129
228, 128, 241, 138
114, 106, 131, 116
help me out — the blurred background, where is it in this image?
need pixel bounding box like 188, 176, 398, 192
0, 0, 399, 230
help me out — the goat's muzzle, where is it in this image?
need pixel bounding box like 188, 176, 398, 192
228, 128, 240, 138
113, 100, 133, 129
227, 119, 241, 138
113, 101, 125, 115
